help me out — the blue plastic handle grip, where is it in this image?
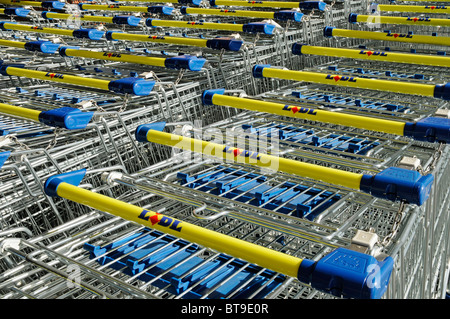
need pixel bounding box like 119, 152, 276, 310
242, 22, 276, 35
112, 15, 141, 27
298, 247, 394, 299
147, 5, 175, 15
164, 55, 206, 71
404, 117, 450, 143
205, 37, 243, 51
72, 29, 105, 41
41, 1, 65, 10
299, 1, 326, 11
108, 77, 156, 95
38, 107, 94, 130
273, 10, 303, 22
24, 41, 60, 54
4, 7, 30, 17
360, 167, 434, 206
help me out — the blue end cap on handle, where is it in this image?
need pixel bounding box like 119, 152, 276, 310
24, 41, 60, 54
108, 77, 155, 95
38, 107, 94, 130
348, 13, 359, 23
242, 22, 276, 35
297, 248, 394, 299
164, 55, 206, 71
135, 122, 167, 142
252, 64, 271, 78
4, 7, 30, 17
403, 117, 450, 144
0, 151, 11, 170
44, 169, 87, 198
112, 15, 141, 27
292, 43, 306, 55
73, 29, 105, 41
202, 88, 225, 105
323, 26, 335, 38
433, 83, 450, 100
206, 37, 243, 51
273, 10, 303, 22
41, 1, 65, 10
299, 1, 326, 11
360, 167, 434, 206
147, 5, 174, 15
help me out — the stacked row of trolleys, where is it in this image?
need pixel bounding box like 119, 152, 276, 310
0, 0, 448, 300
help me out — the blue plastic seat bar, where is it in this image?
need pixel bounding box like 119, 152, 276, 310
83, 228, 285, 298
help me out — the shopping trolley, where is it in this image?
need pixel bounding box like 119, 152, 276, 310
25, 166, 393, 299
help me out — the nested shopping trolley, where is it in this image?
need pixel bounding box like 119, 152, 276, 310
2, 85, 446, 299
6, 98, 443, 299
0, 0, 448, 300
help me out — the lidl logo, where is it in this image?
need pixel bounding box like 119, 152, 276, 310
406, 17, 431, 23
282, 105, 317, 115
386, 33, 413, 39
45, 72, 64, 79
148, 36, 165, 40
359, 50, 388, 57
424, 6, 447, 9
325, 74, 357, 82
222, 146, 262, 160
103, 52, 122, 58
138, 210, 183, 232
220, 9, 237, 13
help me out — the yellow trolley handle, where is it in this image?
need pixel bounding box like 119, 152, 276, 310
0, 39, 26, 49
209, 0, 327, 11
324, 26, 450, 46
78, 4, 149, 12
252, 64, 450, 102
201, 88, 450, 144
42, 11, 115, 23
0, 0, 65, 9
41, 11, 141, 27
0, 38, 61, 54
134, 122, 435, 206
105, 31, 243, 51
145, 18, 280, 35
109, 0, 202, 5
58, 47, 206, 71
43, 168, 395, 299
292, 43, 450, 67
0, 22, 105, 41
0, 103, 94, 130
0, 65, 156, 96
377, 4, 450, 14
210, 0, 302, 8
0, 7, 30, 17
180, 6, 303, 21
349, 13, 450, 27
